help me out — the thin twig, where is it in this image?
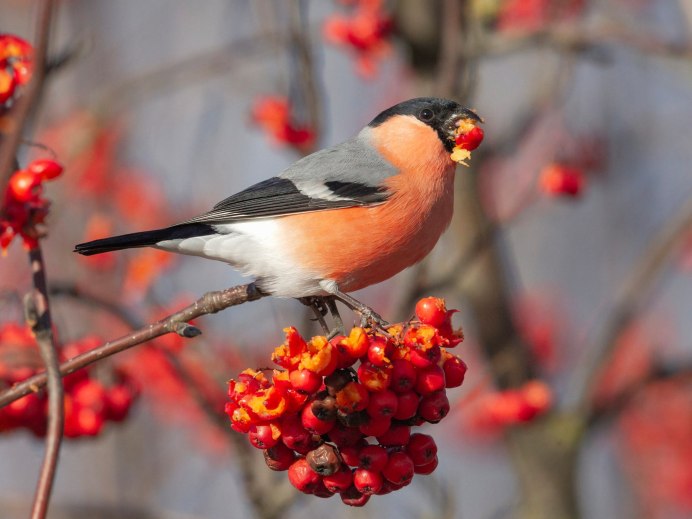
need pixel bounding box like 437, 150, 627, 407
0, 0, 54, 206
26, 246, 63, 519
0, 283, 265, 408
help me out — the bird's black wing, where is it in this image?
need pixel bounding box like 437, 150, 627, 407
181, 177, 390, 225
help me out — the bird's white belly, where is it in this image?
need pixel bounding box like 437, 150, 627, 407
155, 219, 325, 297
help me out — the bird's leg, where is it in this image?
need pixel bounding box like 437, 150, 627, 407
325, 297, 345, 339
319, 281, 389, 330
298, 297, 331, 335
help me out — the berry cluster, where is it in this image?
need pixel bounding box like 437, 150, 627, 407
1, 159, 63, 251
0, 323, 139, 437
251, 96, 315, 152
0, 34, 32, 109
225, 297, 467, 506
450, 118, 484, 165
323, 0, 393, 77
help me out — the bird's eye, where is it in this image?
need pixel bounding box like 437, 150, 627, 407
418, 108, 434, 122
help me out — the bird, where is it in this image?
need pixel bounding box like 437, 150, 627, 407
74, 97, 482, 333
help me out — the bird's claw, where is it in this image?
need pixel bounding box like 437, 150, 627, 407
356, 306, 389, 331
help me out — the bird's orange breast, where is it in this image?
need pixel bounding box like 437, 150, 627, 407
279, 116, 457, 291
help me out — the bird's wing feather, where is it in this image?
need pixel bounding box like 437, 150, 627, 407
182, 133, 397, 225
181, 177, 390, 224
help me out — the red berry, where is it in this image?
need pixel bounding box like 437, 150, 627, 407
418, 391, 450, 423
376, 423, 411, 447
390, 359, 417, 393
323, 465, 353, 493
409, 344, 442, 369
327, 422, 362, 447
443, 356, 467, 388
357, 361, 391, 392
455, 126, 484, 151
104, 384, 134, 421
290, 369, 322, 394
353, 468, 383, 495
312, 481, 334, 498
302, 401, 335, 435
406, 433, 438, 466
366, 389, 398, 418
357, 444, 388, 472
249, 424, 280, 449
540, 164, 584, 197
414, 456, 439, 475
340, 442, 366, 467
415, 364, 446, 395
288, 458, 322, 493
8, 170, 41, 202
393, 391, 419, 420
415, 297, 449, 327
367, 336, 391, 366
340, 485, 370, 507
281, 414, 312, 451
264, 443, 296, 471
27, 159, 63, 181
382, 451, 414, 486
359, 415, 391, 437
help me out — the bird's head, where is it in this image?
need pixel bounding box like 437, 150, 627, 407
368, 97, 482, 154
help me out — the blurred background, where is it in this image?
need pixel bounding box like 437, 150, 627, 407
1, 0, 691, 518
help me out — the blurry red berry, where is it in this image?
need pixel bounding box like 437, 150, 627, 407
8, 170, 41, 202
382, 451, 414, 486
540, 163, 585, 198
288, 458, 322, 493
418, 391, 450, 423
27, 159, 63, 181
104, 384, 134, 421
413, 456, 439, 475
406, 433, 438, 466
442, 356, 467, 388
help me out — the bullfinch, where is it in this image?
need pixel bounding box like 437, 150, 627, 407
74, 97, 482, 327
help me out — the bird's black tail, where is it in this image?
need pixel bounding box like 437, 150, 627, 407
74, 223, 215, 256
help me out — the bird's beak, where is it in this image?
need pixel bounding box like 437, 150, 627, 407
442, 107, 483, 142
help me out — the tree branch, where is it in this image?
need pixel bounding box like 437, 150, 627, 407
0, 0, 54, 206
0, 283, 265, 409
26, 245, 63, 519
